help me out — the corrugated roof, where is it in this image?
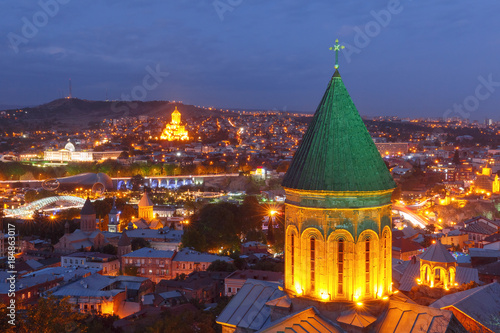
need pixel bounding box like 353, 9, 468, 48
282, 69, 395, 192
216, 279, 284, 331
430, 283, 500, 332
420, 241, 456, 263
373, 300, 467, 333
337, 310, 376, 328
257, 307, 343, 333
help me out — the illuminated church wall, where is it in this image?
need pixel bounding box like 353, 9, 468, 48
284, 189, 393, 302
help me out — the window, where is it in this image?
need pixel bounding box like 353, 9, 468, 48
291, 233, 295, 285
338, 239, 344, 294
365, 239, 370, 294
310, 237, 315, 290
383, 233, 388, 283
228, 287, 232, 293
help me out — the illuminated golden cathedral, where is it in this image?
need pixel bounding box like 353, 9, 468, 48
160, 106, 189, 141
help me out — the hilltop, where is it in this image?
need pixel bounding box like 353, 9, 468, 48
0, 98, 224, 130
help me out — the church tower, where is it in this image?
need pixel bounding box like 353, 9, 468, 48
282, 42, 396, 302
171, 106, 181, 124
108, 197, 120, 233
80, 197, 97, 233
138, 192, 154, 220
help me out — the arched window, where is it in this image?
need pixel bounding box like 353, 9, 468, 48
310, 237, 315, 291
383, 232, 388, 283
365, 239, 370, 294
338, 239, 344, 294
291, 233, 295, 285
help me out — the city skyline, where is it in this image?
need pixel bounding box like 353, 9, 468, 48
2, 1, 500, 120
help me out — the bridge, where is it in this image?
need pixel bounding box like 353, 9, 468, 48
4, 196, 88, 219
112, 173, 240, 190
0, 173, 241, 191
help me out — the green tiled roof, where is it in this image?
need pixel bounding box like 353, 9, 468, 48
282, 70, 396, 192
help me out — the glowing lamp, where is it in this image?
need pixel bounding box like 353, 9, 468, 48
320, 292, 329, 301
382, 296, 389, 300
356, 302, 363, 307
295, 284, 303, 295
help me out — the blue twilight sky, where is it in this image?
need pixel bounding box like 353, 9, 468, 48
1, 0, 500, 120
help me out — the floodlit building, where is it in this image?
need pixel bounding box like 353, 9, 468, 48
43, 141, 121, 162
217, 47, 468, 332
160, 106, 189, 141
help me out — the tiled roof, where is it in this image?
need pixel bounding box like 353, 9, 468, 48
282, 69, 395, 192
392, 238, 424, 253
463, 221, 497, 235
430, 283, 500, 332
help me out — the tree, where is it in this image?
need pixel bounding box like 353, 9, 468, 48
131, 238, 150, 251
124, 265, 139, 276
145, 307, 216, 333
101, 244, 117, 255
120, 205, 136, 223
206, 260, 236, 272
24, 190, 37, 203
17, 296, 87, 333
425, 224, 436, 233
240, 196, 263, 233
181, 203, 241, 252
130, 174, 144, 191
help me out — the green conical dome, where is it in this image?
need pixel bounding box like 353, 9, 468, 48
282, 70, 396, 192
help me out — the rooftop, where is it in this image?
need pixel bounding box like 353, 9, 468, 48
122, 247, 175, 259
420, 240, 456, 263
172, 248, 232, 263
282, 69, 395, 192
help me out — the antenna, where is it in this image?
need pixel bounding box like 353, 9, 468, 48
69, 78, 72, 99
